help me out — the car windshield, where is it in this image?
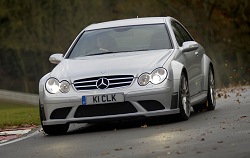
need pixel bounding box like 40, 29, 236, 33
68, 24, 172, 58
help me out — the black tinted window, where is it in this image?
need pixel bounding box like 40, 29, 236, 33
171, 23, 184, 46
171, 21, 193, 46
174, 22, 193, 42
172, 22, 193, 46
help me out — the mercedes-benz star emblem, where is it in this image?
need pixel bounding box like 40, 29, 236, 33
96, 78, 109, 89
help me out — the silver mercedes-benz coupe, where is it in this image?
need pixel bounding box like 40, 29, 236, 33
39, 17, 216, 135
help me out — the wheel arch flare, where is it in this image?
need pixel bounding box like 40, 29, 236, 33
170, 60, 188, 109
201, 54, 214, 91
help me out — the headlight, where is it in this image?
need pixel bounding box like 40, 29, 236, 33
138, 73, 150, 86
45, 78, 70, 94
60, 81, 70, 93
138, 68, 167, 86
151, 68, 167, 84
45, 78, 60, 94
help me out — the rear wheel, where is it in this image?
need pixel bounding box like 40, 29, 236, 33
177, 72, 191, 121
39, 101, 69, 135
193, 66, 216, 112
206, 67, 216, 110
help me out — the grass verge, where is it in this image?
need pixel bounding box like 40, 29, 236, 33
0, 100, 40, 129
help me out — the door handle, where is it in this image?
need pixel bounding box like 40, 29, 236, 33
195, 52, 199, 56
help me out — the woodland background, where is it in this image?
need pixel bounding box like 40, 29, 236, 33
0, 0, 249, 93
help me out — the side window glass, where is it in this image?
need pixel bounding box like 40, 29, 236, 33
174, 22, 193, 42
171, 23, 185, 46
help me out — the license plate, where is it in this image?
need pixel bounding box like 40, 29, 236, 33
82, 93, 124, 105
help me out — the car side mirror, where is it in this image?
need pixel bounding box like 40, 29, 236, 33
181, 41, 199, 53
49, 54, 63, 64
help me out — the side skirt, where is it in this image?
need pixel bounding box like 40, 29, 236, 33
190, 91, 207, 106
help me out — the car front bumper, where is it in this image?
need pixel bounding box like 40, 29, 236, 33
40, 79, 180, 125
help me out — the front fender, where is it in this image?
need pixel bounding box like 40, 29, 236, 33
201, 54, 213, 91
171, 60, 185, 93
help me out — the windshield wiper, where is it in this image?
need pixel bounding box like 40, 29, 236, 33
85, 49, 152, 56
132, 49, 150, 52
86, 51, 118, 56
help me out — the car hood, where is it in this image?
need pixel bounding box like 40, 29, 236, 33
50, 49, 173, 82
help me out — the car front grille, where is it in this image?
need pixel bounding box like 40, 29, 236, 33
73, 75, 134, 91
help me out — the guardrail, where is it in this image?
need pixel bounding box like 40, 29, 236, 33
0, 90, 38, 106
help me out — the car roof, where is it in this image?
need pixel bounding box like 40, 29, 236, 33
85, 17, 172, 31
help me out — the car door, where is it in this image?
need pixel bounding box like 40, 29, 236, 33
171, 21, 204, 97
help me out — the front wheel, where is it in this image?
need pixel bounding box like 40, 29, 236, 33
39, 101, 69, 135
177, 72, 191, 121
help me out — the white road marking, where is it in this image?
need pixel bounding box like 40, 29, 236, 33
0, 129, 31, 135
0, 128, 41, 147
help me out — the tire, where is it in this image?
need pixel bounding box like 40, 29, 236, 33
177, 72, 191, 121
42, 124, 69, 135
206, 66, 216, 110
39, 101, 69, 135
192, 66, 216, 112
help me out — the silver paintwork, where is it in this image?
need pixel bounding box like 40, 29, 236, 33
39, 17, 214, 125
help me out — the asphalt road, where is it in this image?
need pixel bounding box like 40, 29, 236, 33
0, 87, 249, 158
